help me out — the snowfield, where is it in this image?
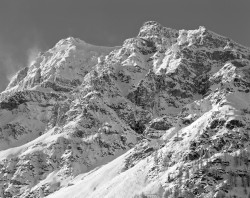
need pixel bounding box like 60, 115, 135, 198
0, 21, 250, 198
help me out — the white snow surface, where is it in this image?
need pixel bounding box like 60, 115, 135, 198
0, 21, 250, 198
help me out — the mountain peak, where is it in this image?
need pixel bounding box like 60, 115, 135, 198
140, 20, 163, 29
1, 21, 250, 198
138, 21, 178, 38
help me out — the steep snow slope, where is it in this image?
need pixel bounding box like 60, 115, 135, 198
0, 21, 250, 198
1, 38, 117, 98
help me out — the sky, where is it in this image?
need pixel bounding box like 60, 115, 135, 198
0, 0, 249, 91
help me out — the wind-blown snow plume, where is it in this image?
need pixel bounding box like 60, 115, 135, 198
0, 22, 250, 198
27, 46, 41, 67
0, 44, 20, 90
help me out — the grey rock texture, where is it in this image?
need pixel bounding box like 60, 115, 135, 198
0, 21, 250, 198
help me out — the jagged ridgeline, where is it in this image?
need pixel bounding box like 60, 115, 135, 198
0, 21, 250, 198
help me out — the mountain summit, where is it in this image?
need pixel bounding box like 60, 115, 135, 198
0, 21, 250, 198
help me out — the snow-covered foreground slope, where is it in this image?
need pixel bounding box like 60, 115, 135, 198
1, 21, 250, 198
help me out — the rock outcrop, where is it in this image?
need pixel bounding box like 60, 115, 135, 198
0, 21, 250, 198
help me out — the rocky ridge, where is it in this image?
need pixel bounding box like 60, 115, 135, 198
0, 21, 250, 198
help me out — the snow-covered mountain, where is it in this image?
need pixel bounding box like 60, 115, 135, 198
0, 21, 250, 198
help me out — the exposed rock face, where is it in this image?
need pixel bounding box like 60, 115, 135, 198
0, 21, 250, 198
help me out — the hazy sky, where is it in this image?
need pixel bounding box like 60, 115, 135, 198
0, 0, 249, 91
